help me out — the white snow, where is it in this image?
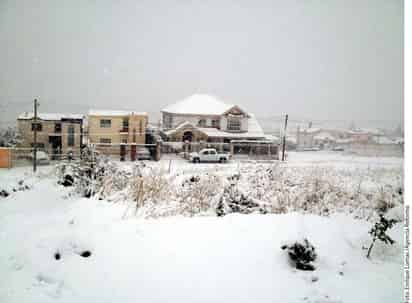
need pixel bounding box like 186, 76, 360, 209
162, 94, 237, 116
0, 153, 404, 303
18, 113, 84, 121
88, 110, 148, 116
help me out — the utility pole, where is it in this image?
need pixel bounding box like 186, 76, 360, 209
281, 114, 288, 161
33, 99, 39, 172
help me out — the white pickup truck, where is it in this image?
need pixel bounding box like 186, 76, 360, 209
189, 148, 230, 163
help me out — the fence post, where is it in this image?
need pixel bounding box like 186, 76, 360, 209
184, 142, 188, 159
155, 141, 161, 161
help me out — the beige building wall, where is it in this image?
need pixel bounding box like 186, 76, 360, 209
88, 113, 147, 145
17, 119, 82, 154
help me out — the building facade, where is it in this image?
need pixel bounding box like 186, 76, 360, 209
17, 112, 84, 157
87, 110, 148, 157
161, 94, 265, 143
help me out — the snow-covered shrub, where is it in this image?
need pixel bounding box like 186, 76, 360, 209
0, 126, 22, 147
128, 166, 171, 214
375, 185, 396, 213
281, 239, 317, 271
56, 146, 106, 198
177, 174, 221, 216
216, 175, 269, 216
366, 214, 398, 258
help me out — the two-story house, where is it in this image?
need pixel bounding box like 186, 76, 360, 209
87, 110, 148, 156
161, 94, 265, 143
17, 112, 84, 157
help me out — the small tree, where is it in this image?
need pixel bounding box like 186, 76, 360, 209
366, 214, 398, 258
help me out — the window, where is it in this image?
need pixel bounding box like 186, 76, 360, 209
163, 114, 173, 129
202, 150, 209, 155
139, 120, 143, 135
212, 119, 219, 128
31, 123, 42, 131
100, 119, 111, 128
55, 123, 62, 133
122, 118, 129, 131
198, 119, 206, 127
100, 138, 111, 144
227, 118, 241, 131
67, 125, 75, 147
209, 150, 216, 155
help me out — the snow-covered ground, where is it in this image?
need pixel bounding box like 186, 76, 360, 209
0, 152, 404, 303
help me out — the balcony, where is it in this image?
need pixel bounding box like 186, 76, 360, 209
119, 127, 129, 134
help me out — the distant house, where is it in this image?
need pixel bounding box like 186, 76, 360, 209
161, 94, 265, 143
17, 112, 84, 157
296, 127, 322, 149
88, 110, 148, 146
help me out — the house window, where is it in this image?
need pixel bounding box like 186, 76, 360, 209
100, 138, 111, 144
31, 123, 42, 131
55, 123, 62, 133
122, 118, 129, 131
163, 114, 173, 129
198, 119, 206, 127
212, 119, 219, 128
100, 119, 111, 128
139, 120, 143, 135
67, 125, 75, 147
227, 118, 241, 131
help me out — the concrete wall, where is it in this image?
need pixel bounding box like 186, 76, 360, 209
88, 114, 147, 145
17, 119, 82, 154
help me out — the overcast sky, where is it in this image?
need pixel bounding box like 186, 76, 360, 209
0, 0, 403, 127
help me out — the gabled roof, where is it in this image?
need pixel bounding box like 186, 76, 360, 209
162, 94, 246, 116
88, 110, 147, 116
163, 121, 207, 137
18, 112, 84, 121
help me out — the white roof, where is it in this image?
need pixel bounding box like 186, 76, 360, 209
18, 112, 83, 120
88, 110, 147, 116
300, 127, 321, 134
162, 94, 236, 116
314, 132, 336, 141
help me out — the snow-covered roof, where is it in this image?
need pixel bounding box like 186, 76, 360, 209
162, 94, 238, 116
88, 110, 147, 116
18, 112, 84, 121
163, 121, 197, 136
264, 134, 280, 142
300, 127, 321, 134
313, 132, 336, 141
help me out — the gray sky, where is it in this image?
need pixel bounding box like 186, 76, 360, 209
0, 0, 403, 128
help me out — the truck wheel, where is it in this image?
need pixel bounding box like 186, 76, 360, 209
194, 158, 199, 163
219, 158, 225, 163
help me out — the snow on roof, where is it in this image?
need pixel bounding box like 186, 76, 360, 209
163, 121, 197, 136
18, 112, 84, 121
164, 115, 265, 139
88, 110, 147, 116
313, 132, 336, 141
161, 94, 237, 116
300, 127, 321, 134
264, 134, 280, 142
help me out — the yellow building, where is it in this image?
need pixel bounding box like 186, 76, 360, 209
87, 110, 148, 155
